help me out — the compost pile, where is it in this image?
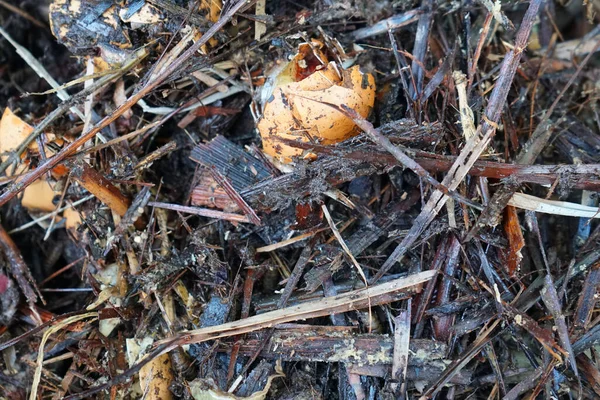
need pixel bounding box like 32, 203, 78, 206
1, 0, 600, 399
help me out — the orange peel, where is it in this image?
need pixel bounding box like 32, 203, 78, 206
0, 108, 56, 211
257, 51, 375, 163
0, 109, 83, 231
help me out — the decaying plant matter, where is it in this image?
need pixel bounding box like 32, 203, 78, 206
0, 0, 600, 399
257, 40, 376, 163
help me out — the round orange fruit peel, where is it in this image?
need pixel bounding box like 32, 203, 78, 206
257, 45, 376, 163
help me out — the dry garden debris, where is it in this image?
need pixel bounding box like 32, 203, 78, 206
1, 0, 600, 399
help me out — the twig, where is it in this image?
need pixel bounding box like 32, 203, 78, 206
218, 328, 448, 365
134, 141, 177, 170
573, 263, 600, 332
419, 320, 500, 399
103, 188, 151, 255
454, 71, 477, 139
431, 236, 462, 341
254, 0, 266, 40
509, 193, 600, 218
40, 256, 86, 286
540, 275, 580, 383
388, 26, 415, 118
468, 12, 493, 89
277, 241, 315, 309
76, 109, 181, 157
283, 135, 600, 190
350, 10, 421, 40
322, 204, 368, 285
0, 223, 43, 307
421, 46, 455, 104
43, 175, 70, 241
409, 0, 433, 100
174, 270, 435, 345
226, 257, 259, 384
256, 228, 328, 253
148, 202, 252, 223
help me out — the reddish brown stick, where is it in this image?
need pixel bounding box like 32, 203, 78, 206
284, 138, 600, 190
70, 163, 131, 217
0, 223, 42, 305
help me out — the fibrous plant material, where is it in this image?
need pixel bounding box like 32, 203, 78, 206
1, 0, 600, 399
